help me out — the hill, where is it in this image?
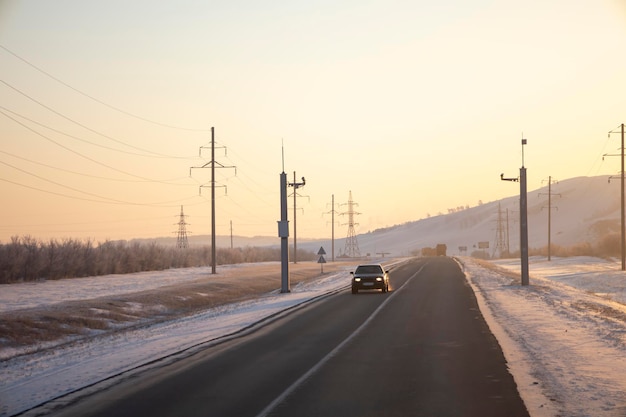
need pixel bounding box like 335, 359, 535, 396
332, 176, 620, 255
299, 175, 621, 257
141, 175, 621, 258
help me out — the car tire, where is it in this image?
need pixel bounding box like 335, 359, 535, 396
352, 287, 358, 294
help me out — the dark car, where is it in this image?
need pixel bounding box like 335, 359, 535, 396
351, 264, 389, 294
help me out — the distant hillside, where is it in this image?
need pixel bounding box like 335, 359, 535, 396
299, 175, 621, 257
135, 235, 280, 249
143, 176, 621, 258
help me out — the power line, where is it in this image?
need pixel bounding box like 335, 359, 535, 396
3, 215, 180, 228
1, 79, 184, 158
0, 108, 184, 184
0, 159, 199, 206
0, 44, 210, 132
0, 176, 200, 207
0, 149, 190, 184
0, 105, 193, 159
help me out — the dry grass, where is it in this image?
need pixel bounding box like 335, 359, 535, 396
464, 258, 521, 281
0, 261, 353, 354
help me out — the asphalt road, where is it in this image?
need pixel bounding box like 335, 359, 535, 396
51, 257, 529, 417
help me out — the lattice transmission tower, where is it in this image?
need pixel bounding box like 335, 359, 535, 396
492, 202, 507, 258
175, 205, 189, 249
340, 191, 361, 258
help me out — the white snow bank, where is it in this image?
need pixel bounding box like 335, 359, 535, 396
466, 256, 626, 417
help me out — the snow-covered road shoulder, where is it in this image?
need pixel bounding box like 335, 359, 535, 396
461, 256, 626, 417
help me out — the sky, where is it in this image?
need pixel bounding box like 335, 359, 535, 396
1, 0, 626, 243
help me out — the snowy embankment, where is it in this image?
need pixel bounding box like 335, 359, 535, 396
464, 256, 626, 417
2, 257, 626, 417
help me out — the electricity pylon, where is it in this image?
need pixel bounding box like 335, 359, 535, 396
340, 191, 361, 258
492, 203, 507, 258
175, 205, 189, 249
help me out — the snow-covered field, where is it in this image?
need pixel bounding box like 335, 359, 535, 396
2, 256, 626, 416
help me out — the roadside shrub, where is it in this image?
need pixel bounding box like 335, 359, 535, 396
471, 250, 490, 260
596, 233, 621, 257
0, 236, 315, 284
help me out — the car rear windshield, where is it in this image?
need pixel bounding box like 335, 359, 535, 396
355, 265, 383, 274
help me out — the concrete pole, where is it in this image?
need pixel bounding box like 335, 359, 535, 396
279, 171, 290, 293
621, 123, 626, 271
520, 166, 529, 286
211, 127, 216, 275
331, 194, 335, 262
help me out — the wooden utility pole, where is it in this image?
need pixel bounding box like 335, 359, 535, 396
607, 124, 625, 270
540, 176, 560, 261
288, 172, 306, 264
616, 123, 625, 271
190, 127, 236, 274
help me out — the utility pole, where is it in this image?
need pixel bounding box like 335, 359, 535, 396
519, 138, 529, 286
501, 137, 529, 286
606, 124, 626, 270
506, 208, 510, 255
540, 176, 560, 261
230, 220, 233, 249
325, 194, 338, 262
331, 194, 335, 262
190, 127, 236, 274
507, 207, 519, 255
278, 147, 290, 293
288, 172, 306, 264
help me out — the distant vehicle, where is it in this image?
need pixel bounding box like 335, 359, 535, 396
351, 264, 390, 294
436, 244, 447, 256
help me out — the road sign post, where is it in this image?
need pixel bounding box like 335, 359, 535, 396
317, 247, 327, 274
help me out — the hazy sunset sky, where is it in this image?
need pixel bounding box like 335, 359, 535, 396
1, 0, 626, 243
